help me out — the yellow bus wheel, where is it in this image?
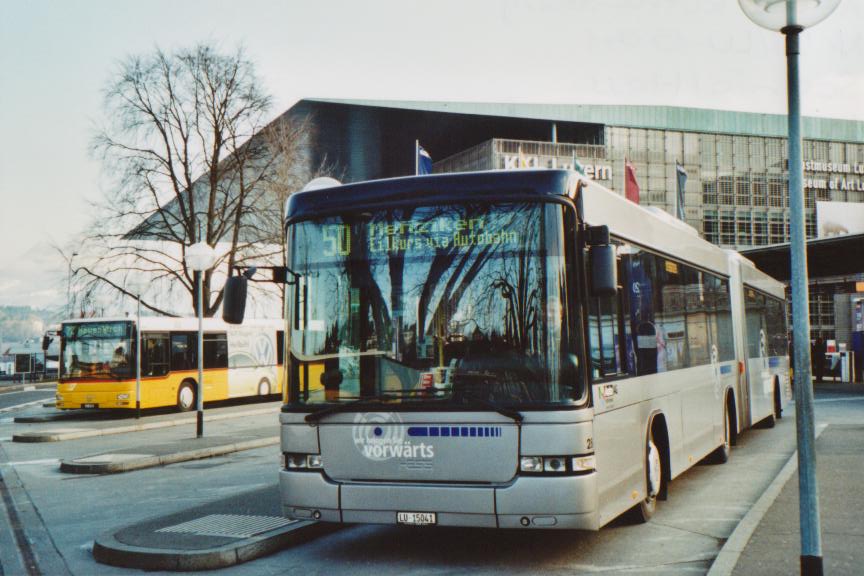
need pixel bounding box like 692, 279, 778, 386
177, 381, 196, 412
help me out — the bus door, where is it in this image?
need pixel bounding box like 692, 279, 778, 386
141, 332, 169, 406
588, 245, 642, 524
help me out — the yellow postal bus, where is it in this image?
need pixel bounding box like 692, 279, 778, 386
56, 317, 283, 411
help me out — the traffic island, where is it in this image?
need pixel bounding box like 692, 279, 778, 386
59, 431, 279, 474
93, 485, 340, 571
12, 404, 278, 442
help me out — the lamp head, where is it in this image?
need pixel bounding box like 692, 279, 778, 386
738, 0, 841, 31
185, 242, 217, 272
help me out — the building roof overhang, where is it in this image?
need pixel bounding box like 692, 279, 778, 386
740, 233, 864, 282
300, 98, 864, 141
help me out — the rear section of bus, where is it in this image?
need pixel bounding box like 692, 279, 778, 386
279, 171, 600, 529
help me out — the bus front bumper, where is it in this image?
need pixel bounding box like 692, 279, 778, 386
55, 384, 135, 409
279, 470, 600, 530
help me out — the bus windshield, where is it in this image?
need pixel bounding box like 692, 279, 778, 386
60, 321, 134, 380
287, 201, 580, 408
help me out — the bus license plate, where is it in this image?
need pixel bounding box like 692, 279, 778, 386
397, 512, 436, 526
81, 403, 98, 409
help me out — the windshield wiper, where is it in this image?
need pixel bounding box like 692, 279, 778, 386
303, 390, 523, 425
460, 398, 524, 424
304, 392, 417, 424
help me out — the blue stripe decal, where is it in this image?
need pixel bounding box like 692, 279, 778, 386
407, 426, 503, 438
769, 357, 780, 368
720, 365, 733, 375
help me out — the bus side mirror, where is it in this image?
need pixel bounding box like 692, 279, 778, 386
42, 336, 52, 351
590, 244, 617, 298
222, 275, 248, 324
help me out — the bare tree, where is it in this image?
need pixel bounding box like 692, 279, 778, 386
79, 43, 311, 317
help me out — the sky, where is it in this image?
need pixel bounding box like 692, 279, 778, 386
1, 0, 862, 310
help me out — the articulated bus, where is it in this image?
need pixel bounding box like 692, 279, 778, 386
56, 317, 283, 411
254, 170, 788, 530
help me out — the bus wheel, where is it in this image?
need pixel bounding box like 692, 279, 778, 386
761, 391, 777, 429
177, 381, 196, 412
710, 404, 732, 464
633, 428, 662, 523
258, 379, 271, 396
774, 381, 783, 420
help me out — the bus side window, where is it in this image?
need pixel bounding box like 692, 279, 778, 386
171, 333, 197, 371
143, 333, 169, 377
587, 245, 625, 380
588, 294, 624, 379
276, 331, 285, 365
203, 333, 228, 369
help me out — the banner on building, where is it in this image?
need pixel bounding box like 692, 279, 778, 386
816, 201, 864, 237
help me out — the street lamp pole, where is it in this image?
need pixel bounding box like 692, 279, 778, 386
196, 269, 204, 437
185, 240, 216, 439
136, 292, 142, 419
738, 2, 841, 574
782, 21, 826, 575
66, 252, 78, 319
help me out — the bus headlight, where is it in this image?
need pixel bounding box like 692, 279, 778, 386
283, 453, 323, 470
56, 394, 64, 402
520, 455, 595, 475
117, 393, 130, 400
571, 456, 596, 473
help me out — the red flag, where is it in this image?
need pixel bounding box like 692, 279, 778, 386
624, 159, 640, 204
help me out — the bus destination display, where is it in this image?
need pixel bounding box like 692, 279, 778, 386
322, 216, 522, 258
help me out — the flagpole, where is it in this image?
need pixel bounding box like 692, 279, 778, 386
622, 157, 626, 198
675, 159, 679, 218
415, 139, 419, 175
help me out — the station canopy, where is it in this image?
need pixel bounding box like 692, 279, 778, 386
740, 233, 864, 282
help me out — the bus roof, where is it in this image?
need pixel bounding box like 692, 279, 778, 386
285, 169, 580, 223
285, 168, 786, 290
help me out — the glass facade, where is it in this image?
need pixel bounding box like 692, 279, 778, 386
435, 132, 864, 251
432, 131, 864, 344
604, 127, 864, 249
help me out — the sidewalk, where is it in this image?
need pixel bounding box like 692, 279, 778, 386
94, 484, 339, 571
712, 381, 864, 575
730, 424, 864, 575
0, 381, 56, 394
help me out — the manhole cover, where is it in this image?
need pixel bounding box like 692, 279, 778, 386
156, 514, 295, 538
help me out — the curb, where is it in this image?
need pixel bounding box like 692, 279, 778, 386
12, 405, 278, 443
93, 519, 338, 571
706, 423, 828, 576
0, 382, 56, 395
60, 435, 280, 474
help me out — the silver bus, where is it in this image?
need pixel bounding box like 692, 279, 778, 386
247, 170, 789, 530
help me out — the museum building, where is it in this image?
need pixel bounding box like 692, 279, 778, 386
282, 99, 864, 350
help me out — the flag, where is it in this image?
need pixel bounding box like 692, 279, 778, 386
624, 159, 640, 204
675, 162, 688, 220
417, 142, 433, 175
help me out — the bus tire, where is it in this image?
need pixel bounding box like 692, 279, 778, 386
761, 388, 777, 429
774, 379, 783, 420
258, 378, 271, 396
177, 381, 196, 412
632, 421, 664, 523
710, 402, 732, 464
